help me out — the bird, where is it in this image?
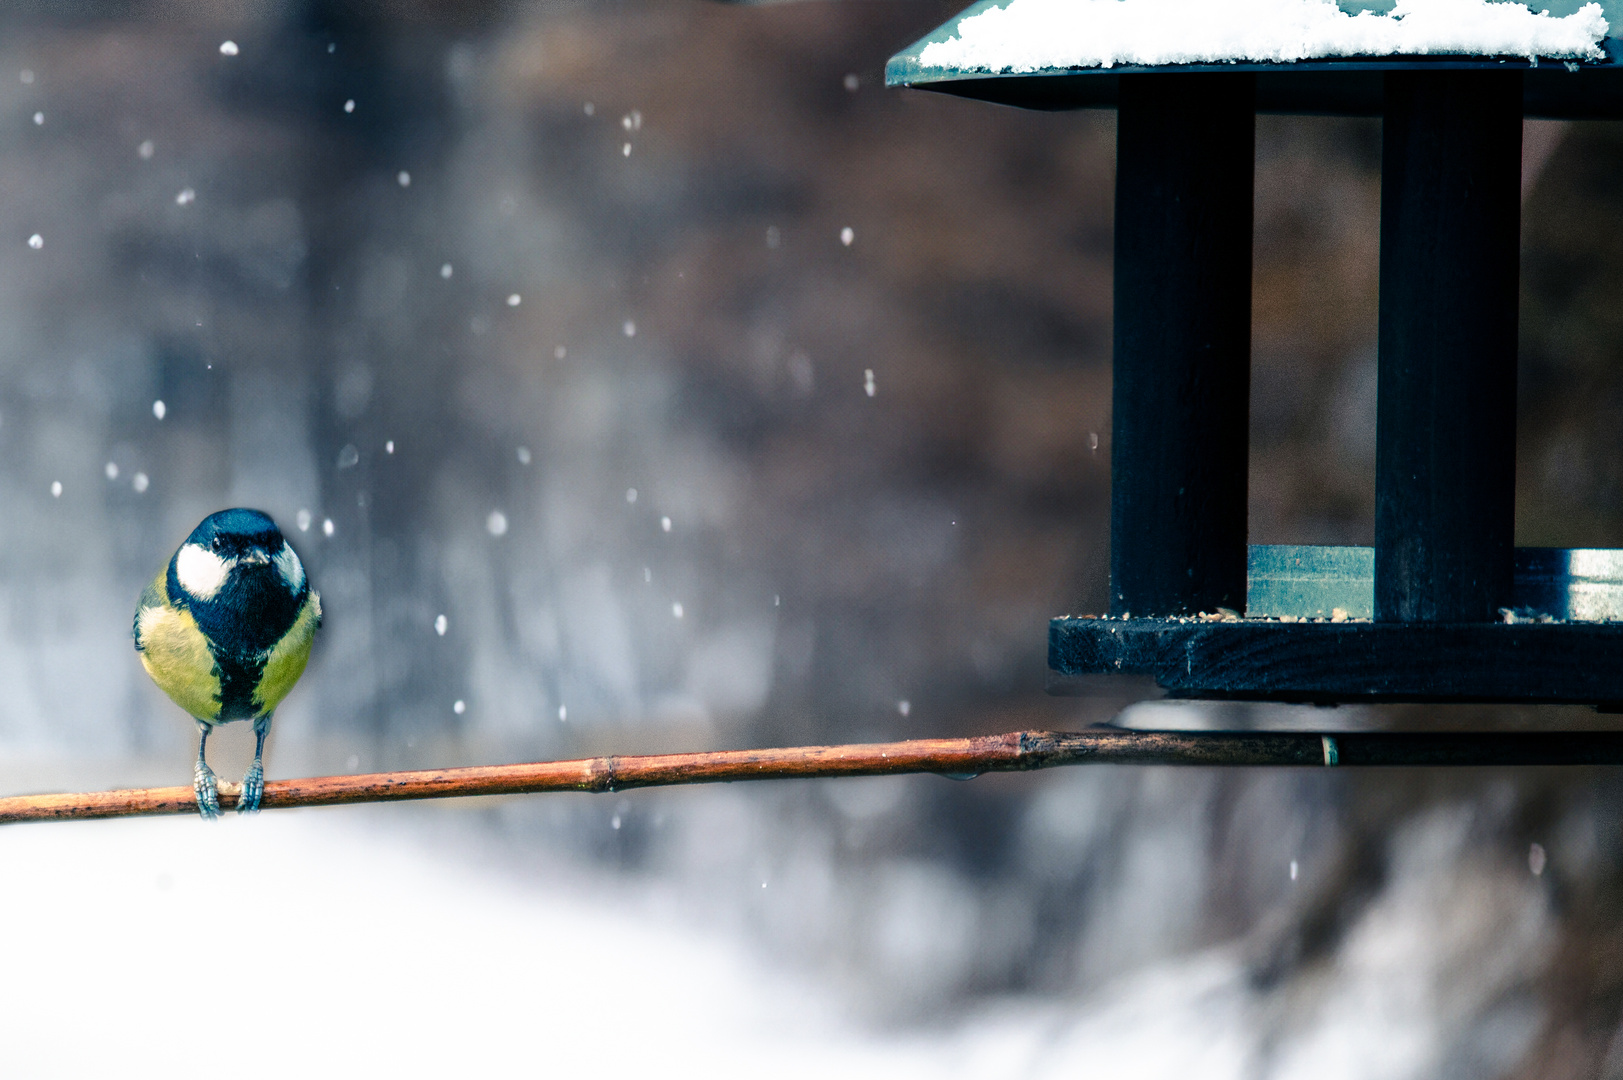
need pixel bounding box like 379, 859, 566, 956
133, 508, 321, 819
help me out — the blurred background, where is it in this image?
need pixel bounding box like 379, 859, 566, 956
0, 1, 1621, 1075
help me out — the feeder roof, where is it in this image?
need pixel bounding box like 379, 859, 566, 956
886, 0, 1623, 116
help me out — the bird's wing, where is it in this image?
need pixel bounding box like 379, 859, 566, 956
132, 572, 167, 650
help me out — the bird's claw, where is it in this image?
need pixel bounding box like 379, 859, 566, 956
194, 761, 220, 820
237, 763, 264, 815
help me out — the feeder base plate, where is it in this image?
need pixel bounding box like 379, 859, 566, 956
1049, 616, 1623, 705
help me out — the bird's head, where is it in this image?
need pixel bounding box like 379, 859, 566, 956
170, 508, 305, 607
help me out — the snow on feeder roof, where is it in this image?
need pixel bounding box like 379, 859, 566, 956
886, 0, 1623, 115
920, 0, 1607, 70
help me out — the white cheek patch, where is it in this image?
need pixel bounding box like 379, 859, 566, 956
273, 543, 305, 592
175, 543, 233, 600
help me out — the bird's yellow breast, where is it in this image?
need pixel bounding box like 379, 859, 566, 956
135, 575, 223, 722
254, 590, 321, 714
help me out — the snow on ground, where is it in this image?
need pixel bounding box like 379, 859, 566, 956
0, 803, 1551, 1079
0, 811, 938, 1078
918, 0, 1609, 72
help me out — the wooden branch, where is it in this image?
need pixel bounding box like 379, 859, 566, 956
4, 728, 1623, 824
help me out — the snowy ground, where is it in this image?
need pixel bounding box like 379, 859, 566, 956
0, 810, 937, 1078
0, 800, 1550, 1080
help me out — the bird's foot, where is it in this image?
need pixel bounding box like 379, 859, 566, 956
237, 762, 264, 815
193, 761, 220, 820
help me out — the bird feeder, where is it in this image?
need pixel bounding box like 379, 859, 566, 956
888, 0, 1623, 705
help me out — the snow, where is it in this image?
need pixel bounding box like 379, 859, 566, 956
918, 0, 1609, 72
0, 808, 1549, 1079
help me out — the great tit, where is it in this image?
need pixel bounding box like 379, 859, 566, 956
133, 508, 321, 818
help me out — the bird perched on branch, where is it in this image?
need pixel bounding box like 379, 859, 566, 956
133, 509, 321, 818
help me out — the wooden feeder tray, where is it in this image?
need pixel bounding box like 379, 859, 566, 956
1051, 545, 1623, 704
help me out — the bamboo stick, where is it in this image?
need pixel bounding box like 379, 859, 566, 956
3, 728, 1622, 824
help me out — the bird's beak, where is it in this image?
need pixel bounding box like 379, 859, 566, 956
242, 547, 270, 566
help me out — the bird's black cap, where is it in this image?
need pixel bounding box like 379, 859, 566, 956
185, 508, 285, 554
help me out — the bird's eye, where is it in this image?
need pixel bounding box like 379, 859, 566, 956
211, 538, 224, 552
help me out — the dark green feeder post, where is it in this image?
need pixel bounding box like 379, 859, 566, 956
1110, 73, 1254, 619
1375, 71, 1522, 624
887, 1, 1623, 705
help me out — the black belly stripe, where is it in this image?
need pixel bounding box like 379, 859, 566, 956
214, 653, 266, 721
